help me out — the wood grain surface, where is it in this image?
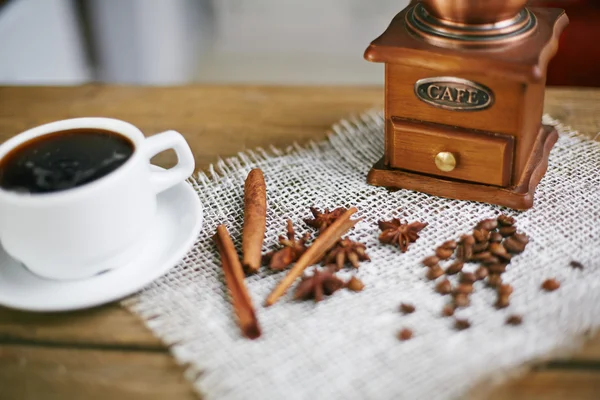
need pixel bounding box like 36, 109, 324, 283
0, 85, 598, 400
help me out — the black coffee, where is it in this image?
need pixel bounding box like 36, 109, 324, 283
0, 129, 134, 194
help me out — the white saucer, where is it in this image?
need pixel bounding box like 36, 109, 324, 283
0, 179, 203, 312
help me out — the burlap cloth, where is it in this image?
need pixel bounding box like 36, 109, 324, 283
124, 112, 600, 400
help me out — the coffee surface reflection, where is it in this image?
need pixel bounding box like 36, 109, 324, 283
0, 129, 134, 194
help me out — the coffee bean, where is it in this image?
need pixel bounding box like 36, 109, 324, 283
487, 274, 502, 288
512, 233, 529, 245
453, 293, 470, 308
489, 242, 512, 261
481, 256, 501, 265
473, 241, 489, 253
506, 315, 523, 326
454, 318, 471, 330
570, 260, 584, 270
497, 215, 515, 226
489, 232, 503, 243
487, 263, 508, 274
435, 247, 454, 260
441, 304, 455, 317
541, 278, 560, 292
445, 260, 464, 275
459, 272, 476, 285
495, 294, 510, 309
455, 283, 473, 295
440, 240, 457, 250
499, 226, 517, 237
471, 251, 492, 261
473, 229, 490, 243
346, 276, 365, 292
498, 283, 513, 295
435, 278, 452, 295
422, 255, 440, 267
476, 219, 498, 231
474, 266, 489, 280
426, 264, 445, 280
460, 234, 475, 246
397, 328, 413, 341
399, 303, 416, 314
503, 237, 526, 254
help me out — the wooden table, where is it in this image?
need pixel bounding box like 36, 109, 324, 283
0, 86, 598, 400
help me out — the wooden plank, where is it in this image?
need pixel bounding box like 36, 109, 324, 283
555, 330, 600, 362
0, 86, 598, 399
477, 370, 600, 400
0, 345, 198, 400
1, 344, 599, 400
0, 85, 385, 171
0, 304, 161, 348
0, 86, 597, 175
543, 87, 600, 139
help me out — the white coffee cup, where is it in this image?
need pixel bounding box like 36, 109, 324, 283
0, 117, 195, 280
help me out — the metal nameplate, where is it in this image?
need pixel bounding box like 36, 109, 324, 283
414, 77, 494, 111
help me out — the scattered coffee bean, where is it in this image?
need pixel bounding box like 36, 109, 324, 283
499, 226, 517, 237
458, 235, 475, 260
471, 251, 492, 261
435, 246, 454, 260
440, 240, 457, 250
442, 304, 455, 317
435, 278, 452, 295
346, 276, 365, 292
506, 315, 523, 326
489, 232, 503, 243
454, 318, 471, 330
476, 219, 498, 231
512, 233, 529, 245
489, 242, 512, 261
453, 293, 470, 308
473, 241, 489, 253
426, 264, 445, 280
497, 284, 513, 296
487, 263, 508, 274
569, 260, 584, 270
541, 278, 560, 292
399, 303, 416, 314
459, 272, 476, 284
397, 328, 413, 341
481, 256, 501, 265
445, 260, 464, 275
455, 283, 474, 295
473, 229, 490, 243
474, 266, 489, 280
503, 237, 526, 254
422, 255, 440, 267
460, 234, 476, 246
497, 215, 515, 226
487, 274, 502, 288
495, 294, 510, 309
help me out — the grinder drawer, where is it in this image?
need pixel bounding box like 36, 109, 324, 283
389, 117, 514, 187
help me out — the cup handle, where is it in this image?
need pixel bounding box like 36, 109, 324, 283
142, 130, 195, 194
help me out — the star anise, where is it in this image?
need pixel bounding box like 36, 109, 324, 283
323, 237, 370, 270
293, 268, 345, 302
263, 219, 310, 271
304, 206, 348, 232
378, 218, 428, 252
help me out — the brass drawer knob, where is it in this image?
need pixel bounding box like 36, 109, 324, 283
435, 151, 457, 172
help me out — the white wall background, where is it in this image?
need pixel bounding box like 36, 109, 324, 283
0, 0, 90, 84
0, 0, 410, 85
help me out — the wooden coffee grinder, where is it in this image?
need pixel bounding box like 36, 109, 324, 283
364, 0, 568, 209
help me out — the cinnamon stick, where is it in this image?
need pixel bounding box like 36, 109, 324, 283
242, 169, 267, 273
265, 207, 360, 307
214, 224, 261, 339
